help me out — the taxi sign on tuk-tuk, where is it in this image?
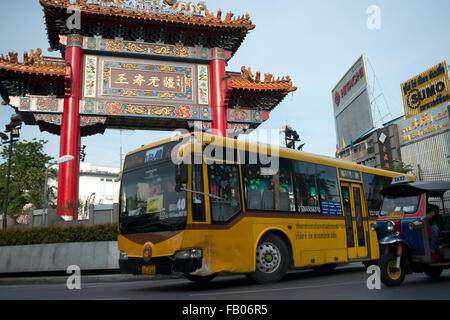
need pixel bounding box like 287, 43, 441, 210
392, 175, 413, 184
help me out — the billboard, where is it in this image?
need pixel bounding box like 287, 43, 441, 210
401, 61, 450, 119
332, 55, 374, 150
398, 102, 449, 146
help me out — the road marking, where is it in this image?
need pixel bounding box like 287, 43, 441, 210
189, 281, 362, 297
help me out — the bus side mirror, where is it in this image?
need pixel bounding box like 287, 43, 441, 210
176, 163, 188, 191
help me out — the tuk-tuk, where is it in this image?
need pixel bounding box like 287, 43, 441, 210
373, 176, 450, 286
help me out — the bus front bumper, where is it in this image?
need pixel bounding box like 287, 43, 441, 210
118, 250, 203, 276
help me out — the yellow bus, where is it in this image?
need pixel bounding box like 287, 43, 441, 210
118, 132, 412, 283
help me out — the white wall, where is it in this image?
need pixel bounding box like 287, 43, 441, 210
48, 163, 121, 206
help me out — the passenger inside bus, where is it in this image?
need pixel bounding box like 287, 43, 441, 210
208, 164, 241, 222
242, 161, 295, 212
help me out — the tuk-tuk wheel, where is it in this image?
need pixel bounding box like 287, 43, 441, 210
379, 253, 406, 286
424, 266, 443, 279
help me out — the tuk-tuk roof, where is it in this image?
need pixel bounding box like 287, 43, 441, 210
381, 181, 450, 197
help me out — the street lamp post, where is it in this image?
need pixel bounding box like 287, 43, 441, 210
1, 114, 22, 230
42, 155, 75, 227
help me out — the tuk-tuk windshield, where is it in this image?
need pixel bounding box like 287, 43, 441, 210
380, 194, 421, 216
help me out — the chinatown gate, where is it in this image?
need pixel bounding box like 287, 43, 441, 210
0, 0, 297, 220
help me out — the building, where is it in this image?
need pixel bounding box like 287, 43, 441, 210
49, 163, 120, 207
396, 60, 450, 181
338, 118, 403, 169
337, 60, 450, 183
397, 102, 450, 181
78, 163, 121, 205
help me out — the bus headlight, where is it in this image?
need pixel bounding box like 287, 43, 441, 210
174, 249, 203, 260
119, 251, 128, 260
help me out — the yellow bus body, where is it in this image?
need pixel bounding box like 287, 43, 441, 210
118, 133, 414, 278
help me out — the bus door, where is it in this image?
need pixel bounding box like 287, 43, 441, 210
340, 183, 369, 260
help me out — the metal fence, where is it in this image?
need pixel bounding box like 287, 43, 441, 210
417, 169, 450, 216
3, 204, 118, 229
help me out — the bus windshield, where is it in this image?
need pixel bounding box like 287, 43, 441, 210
119, 160, 187, 234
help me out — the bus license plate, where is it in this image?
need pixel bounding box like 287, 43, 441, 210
142, 265, 156, 275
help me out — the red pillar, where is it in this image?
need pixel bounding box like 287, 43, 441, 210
57, 35, 83, 220
210, 57, 227, 137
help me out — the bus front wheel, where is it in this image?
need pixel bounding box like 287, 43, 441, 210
247, 234, 289, 284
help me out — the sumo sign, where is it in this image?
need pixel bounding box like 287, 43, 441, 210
401, 61, 450, 119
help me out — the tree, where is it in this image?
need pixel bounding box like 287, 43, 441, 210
385, 161, 414, 174
0, 139, 57, 218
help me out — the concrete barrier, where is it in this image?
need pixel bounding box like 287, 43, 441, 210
0, 241, 119, 274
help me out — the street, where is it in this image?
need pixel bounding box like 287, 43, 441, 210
1, 264, 449, 300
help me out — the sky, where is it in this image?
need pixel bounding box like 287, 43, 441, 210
0, 0, 449, 169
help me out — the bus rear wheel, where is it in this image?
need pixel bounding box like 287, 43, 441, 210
247, 234, 289, 284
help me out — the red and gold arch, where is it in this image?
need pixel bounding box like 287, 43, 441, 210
0, 0, 297, 220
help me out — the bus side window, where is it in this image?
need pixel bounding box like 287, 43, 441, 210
192, 164, 206, 222
316, 164, 341, 214
293, 162, 341, 215
293, 161, 321, 214
278, 159, 295, 212
241, 158, 295, 212
208, 163, 242, 223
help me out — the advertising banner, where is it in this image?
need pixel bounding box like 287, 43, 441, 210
332, 55, 374, 149
401, 61, 450, 119
398, 102, 449, 146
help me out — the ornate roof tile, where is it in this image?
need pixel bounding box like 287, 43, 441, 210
40, 0, 255, 30
231, 66, 297, 94
0, 49, 65, 76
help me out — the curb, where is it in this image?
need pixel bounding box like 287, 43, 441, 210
0, 273, 184, 286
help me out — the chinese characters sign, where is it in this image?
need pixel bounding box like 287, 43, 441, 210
103, 60, 193, 101
82, 55, 211, 105
110, 68, 186, 94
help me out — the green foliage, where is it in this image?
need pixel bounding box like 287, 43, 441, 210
0, 223, 118, 247
0, 139, 57, 218
385, 162, 414, 174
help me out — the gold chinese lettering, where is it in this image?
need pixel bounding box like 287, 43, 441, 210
163, 77, 175, 89
133, 74, 146, 86
115, 73, 129, 84
148, 77, 160, 87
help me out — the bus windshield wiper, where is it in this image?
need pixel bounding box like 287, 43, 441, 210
177, 187, 225, 201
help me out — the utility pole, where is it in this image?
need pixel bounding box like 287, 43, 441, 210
1, 114, 22, 229
120, 129, 123, 169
